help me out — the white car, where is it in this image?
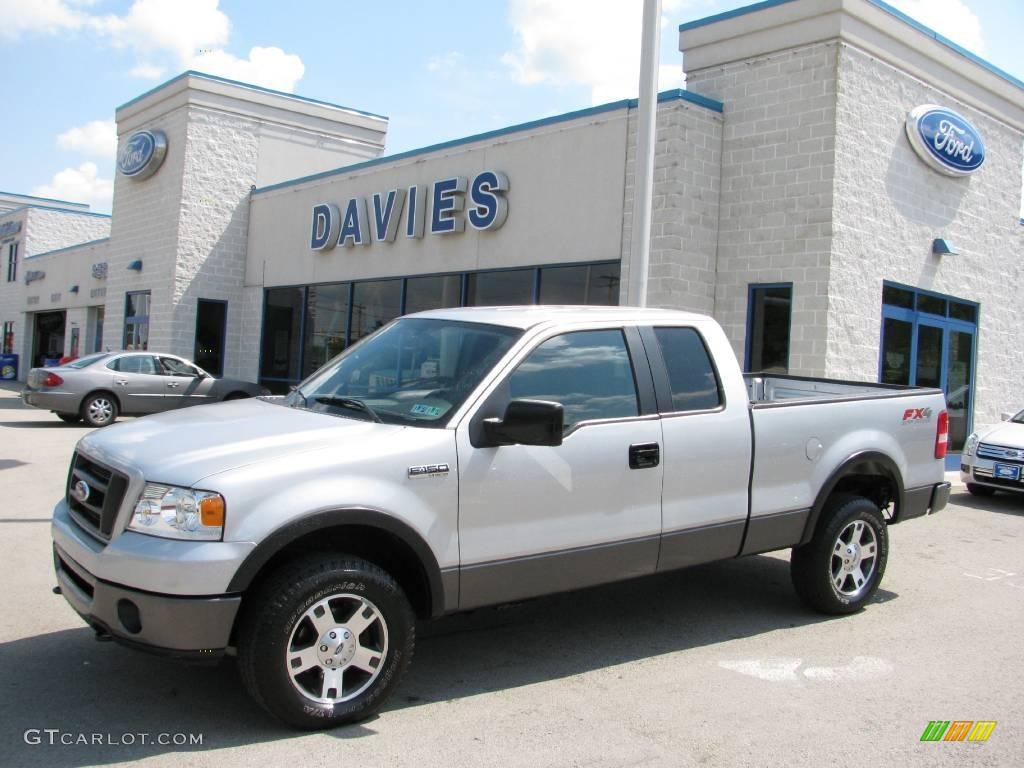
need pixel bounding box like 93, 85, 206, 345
961, 409, 1024, 495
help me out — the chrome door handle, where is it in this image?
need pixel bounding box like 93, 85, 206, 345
115, 379, 128, 386
167, 382, 179, 388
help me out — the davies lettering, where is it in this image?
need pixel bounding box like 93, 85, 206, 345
311, 171, 509, 251
905, 105, 985, 177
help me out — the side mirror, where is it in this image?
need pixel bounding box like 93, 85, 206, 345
482, 399, 564, 447
1001, 412, 1013, 422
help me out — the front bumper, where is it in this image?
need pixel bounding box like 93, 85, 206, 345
960, 459, 1024, 493
54, 543, 240, 658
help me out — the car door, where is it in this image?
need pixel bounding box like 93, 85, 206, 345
455, 325, 663, 610
640, 325, 753, 567
108, 354, 166, 414
158, 356, 215, 408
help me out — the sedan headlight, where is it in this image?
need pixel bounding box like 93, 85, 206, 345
129, 484, 225, 541
964, 432, 980, 458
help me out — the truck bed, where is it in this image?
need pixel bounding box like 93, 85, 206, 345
746, 373, 938, 405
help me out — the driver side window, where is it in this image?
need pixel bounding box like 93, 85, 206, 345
507, 329, 639, 431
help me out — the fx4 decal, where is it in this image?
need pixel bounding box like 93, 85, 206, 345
902, 407, 934, 423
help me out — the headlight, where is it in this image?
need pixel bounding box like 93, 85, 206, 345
129, 484, 225, 541
964, 433, 979, 457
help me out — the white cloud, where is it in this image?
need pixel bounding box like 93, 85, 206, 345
503, 0, 696, 105
888, 0, 985, 54
427, 51, 463, 73
56, 120, 117, 158
129, 62, 166, 79
89, 0, 230, 62
189, 46, 305, 92
32, 162, 114, 213
3, 0, 305, 91
0, 0, 84, 38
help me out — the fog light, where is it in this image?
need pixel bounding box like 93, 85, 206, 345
117, 599, 142, 634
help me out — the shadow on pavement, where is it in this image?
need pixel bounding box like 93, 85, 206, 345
0, 420, 91, 429
949, 488, 1024, 517
1, 554, 896, 765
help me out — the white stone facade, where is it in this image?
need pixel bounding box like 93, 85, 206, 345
2, 0, 1022, 449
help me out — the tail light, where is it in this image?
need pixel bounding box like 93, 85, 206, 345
935, 410, 949, 459
42, 372, 64, 388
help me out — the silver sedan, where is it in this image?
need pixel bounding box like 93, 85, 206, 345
22, 351, 269, 427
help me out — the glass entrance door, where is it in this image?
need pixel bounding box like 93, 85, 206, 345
879, 284, 978, 464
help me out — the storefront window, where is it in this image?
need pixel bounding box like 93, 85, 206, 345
404, 274, 462, 315
303, 283, 350, 378
6, 243, 17, 283
2, 321, 13, 354
746, 284, 792, 373
260, 287, 304, 389
194, 299, 228, 377
465, 269, 535, 306
350, 280, 402, 344
123, 290, 150, 350
539, 263, 621, 305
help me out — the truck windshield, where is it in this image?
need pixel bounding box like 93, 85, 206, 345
287, 318, 522, 427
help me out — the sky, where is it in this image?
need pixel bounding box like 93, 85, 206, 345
1, 0, 1021, 214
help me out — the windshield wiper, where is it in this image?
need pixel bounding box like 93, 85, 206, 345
314, 395, 384, 423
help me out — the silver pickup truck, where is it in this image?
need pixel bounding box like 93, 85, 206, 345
50, 306, 950, 729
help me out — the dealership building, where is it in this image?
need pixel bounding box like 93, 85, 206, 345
2, 0, 1022, 461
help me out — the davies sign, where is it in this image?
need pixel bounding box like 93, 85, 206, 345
905, 105, 985, 177
311, 171, 508, 250
117, 130, 168, 180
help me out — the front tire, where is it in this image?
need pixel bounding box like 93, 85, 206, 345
791, 495, 888, 615
81, 392, 118, 427
966, 483, 996, 497
237, 555, 415, 730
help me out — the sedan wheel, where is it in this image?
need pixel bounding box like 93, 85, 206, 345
81, 393, 118, 427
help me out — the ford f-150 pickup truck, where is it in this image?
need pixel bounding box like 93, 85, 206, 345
51, 306, 951, 729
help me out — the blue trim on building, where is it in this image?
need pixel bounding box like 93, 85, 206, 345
679, 0, 796, 32
26, 237, 111, 260
254, 89, 724, 196
0, 190, 91, 208
116, 70, 389, 120
1, 204, 111, 220
678, 0, 1024, 92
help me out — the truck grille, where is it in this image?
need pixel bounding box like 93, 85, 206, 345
976, 443, 1024, 462
66, 452, 129, 541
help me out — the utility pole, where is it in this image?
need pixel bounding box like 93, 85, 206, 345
626, 0, 661, 307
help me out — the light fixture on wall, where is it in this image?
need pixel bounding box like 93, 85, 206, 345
932, 238, 959, 256
127, 260, 143, 271
69, 285, 79, 294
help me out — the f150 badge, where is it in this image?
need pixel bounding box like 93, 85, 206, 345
408, 463, 450, 479
902, 408, 933, 423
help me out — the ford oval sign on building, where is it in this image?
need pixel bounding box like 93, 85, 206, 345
117, 130, 168, 180
905, 105, 985, 177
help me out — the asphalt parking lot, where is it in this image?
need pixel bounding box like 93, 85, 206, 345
1, 380, 1021, 768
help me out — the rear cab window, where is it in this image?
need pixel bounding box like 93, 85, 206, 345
651, 326, 723, 413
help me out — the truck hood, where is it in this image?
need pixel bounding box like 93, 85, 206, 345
979, 421, 1024, 450
77, 398, 406, 487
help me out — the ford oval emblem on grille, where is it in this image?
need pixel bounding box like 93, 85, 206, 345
72, 480, 90, 503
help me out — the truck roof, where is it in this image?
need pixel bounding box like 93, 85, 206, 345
408, 305, 710, 330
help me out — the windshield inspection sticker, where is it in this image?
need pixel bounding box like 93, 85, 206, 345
410, 404, 443, 417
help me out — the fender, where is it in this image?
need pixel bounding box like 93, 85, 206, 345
226, 508, 449, 617
799, 451, 905, 545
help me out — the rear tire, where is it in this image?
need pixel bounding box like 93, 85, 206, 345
237, 554, 415, 730
81, 392, 118, 427
791, 495, 888, 615
966, 483, 996, 497
57, 413, 81, 424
